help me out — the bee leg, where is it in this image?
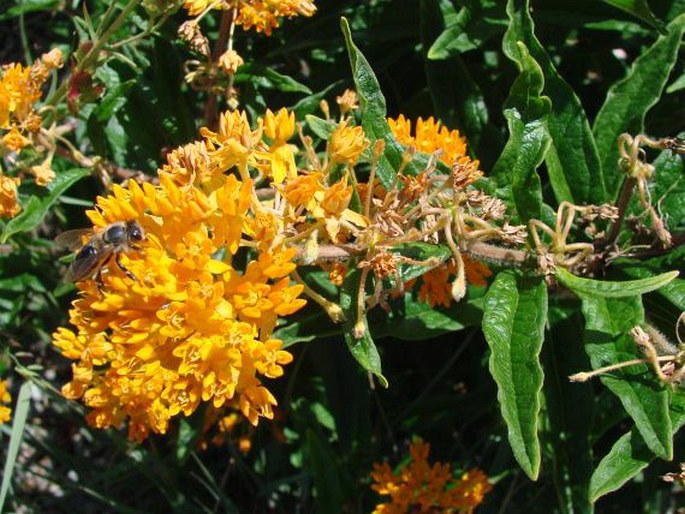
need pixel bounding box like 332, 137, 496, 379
115, 253, 138, 281
95, 268, 105, 293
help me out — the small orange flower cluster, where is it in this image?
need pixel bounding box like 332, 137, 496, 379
371, 440, 492, 514
182, 0, 316, 35
0, 380, 11, 424
388, 115, 472, 168
0, 50, 64, 217
419, 256, 492, 309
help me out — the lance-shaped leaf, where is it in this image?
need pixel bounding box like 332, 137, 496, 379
340, 18, 421, 187
579, 295, 672, 459
0, 381, 32, 512
340, 268, 388, 388
589, 392, 685, 502
556, 267, 679, 298
506, 0, 604, 204
593, 14, 685, 200
1, 168, 89, 242
420, 0, 502, 166
483, 270, 547, 480
491, 37, 550, 223
601, 0, 665, 32
544, 301, 594, 512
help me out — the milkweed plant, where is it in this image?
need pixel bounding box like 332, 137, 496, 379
0, 0, 684, 512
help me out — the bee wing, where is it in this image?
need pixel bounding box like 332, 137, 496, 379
64, 244, 110, 282
55, 229, 94, 251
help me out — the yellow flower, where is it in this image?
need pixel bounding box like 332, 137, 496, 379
0, 53, 56, 152
2, 125, 30, 152
388, 115, 470, 167
329, 119, 369, 166
371, 440, 492, 514
182, 0, 217, 16
182, 1, 317, 36
0, 380, 11, 425
0, 173, 21, 218
53, 143, 306, 441
235, 0, 317, 36
263, 108, 297, 183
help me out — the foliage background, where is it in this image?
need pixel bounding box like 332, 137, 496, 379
0, 0, 684, 512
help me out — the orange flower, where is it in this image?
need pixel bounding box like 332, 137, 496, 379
53, 119, 307, 441
0, 173, 21, 218
418, 257, 492, 308
371, 440, 491, 514
388, 115, 471, 168
0, 380, 11, 424
329, 119, 369, 166
183, 0, 317, 36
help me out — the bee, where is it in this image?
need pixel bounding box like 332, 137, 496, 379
56, 220, 146, 286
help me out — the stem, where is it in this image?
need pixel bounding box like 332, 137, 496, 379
604, 176, 636, 247
44, 0, 143, 116
203, 8, 235, 129
569, 356, 673, 382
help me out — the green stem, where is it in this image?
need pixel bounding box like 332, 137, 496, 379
44, 0, 143, 114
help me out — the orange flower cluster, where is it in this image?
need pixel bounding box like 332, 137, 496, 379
0, 380, 11, 424
371, 440, 491, 514
0, 49, 62, 153
53, 109, 310, 442
388, 115, 471, 168
419, 256, 492, 308
182, 0, 316, 35
0, 50, 63, 217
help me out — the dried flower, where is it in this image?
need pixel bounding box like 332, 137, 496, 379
218, 49, 244, 74
336, 89, 359, 115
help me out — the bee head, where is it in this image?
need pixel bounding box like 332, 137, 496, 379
127, 220, 145, 242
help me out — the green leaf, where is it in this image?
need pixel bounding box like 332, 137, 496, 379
305, 114, 337, 140
492, 31, 551, 222
580, 296, 672, 459
420, 0, 501, 164
1, 168, 89, 242
392, 242, 453, 282
302, 428, 349, 514
339, 269, 388, 388
0, 381, 32, 512
506, 0, 605, 204
589, 392, 685, 502
556, 268, 679, 298
275, 308, 342, 347
593, 14, 685, 200
427, 2, 506, 59
373, 296, 483, 341
544, 301, 594, 512
340, 17, 421, 187
482, 270, 547, 480
291, 83, 343, 118
234, 64, 312, 94
601, 0, 666, 31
